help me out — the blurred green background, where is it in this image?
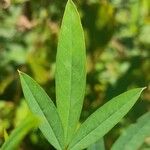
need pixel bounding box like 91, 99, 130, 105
0, 0, 150, 149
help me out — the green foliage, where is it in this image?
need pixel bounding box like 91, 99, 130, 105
56, 0, 86, 145
87, 138, 105, 150
111, 112, 150, 150
0, 0, 149, 149
17, 1, 146, 150
19, 71, 64, 150
1, 115, 38, 150
68, 88, 145, 150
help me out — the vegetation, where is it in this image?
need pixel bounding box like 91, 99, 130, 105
0, 0, 149, 149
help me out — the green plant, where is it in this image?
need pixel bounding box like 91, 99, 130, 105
1, 0, 148, 150
111, 111, 150, 150
1, 115, 39, 150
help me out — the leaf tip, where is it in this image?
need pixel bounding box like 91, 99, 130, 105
67, 0, 76, 8
142, 87, 147, 91
17, 69, 22, 75
139, 87, 147, 94
67, 0, 73, 3
17, 70, 26, 78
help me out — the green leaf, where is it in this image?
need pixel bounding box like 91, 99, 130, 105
111, 111, 150, 150
87, 138, 105, 150
69, 88, 145, 150
56, 0, 86, 145
1, 115, 38, 150
19, 71, 64, 150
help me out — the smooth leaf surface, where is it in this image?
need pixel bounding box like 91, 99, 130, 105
69, 88, 145, 150
56, 0, 86, 145
111, 111, 150, 150
19, 72, 64, 150
87, 138, 105, 150
1, 115, 38, 150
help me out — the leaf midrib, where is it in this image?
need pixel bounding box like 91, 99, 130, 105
65, 3, 74, 144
